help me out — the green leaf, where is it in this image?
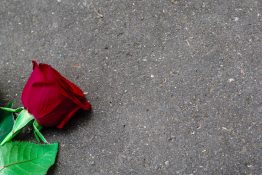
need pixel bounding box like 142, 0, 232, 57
0, 103, 14, 142
0, 142, 59, 175
1, 110, 34, 145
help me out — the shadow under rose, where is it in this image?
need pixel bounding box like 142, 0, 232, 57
40, 108, 93, 134
60, 109, 93, 131
0, 88, 7, 105
46, 109, 93, 175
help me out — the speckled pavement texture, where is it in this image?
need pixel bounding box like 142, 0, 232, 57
0, 0, 262, 174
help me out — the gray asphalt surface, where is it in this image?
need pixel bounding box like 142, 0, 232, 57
0, 0, 262, 174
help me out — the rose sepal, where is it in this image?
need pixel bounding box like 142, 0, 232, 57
1, 109, 47, 145
0, 106, 23, 113
1, 109, 34, 145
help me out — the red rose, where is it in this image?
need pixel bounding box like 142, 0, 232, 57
21, 61, 91, 128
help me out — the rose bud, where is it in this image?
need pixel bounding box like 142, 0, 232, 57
21, 61, 91, 128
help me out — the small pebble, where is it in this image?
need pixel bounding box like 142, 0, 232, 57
228, 78, 235, 83
165, 161, 169, 166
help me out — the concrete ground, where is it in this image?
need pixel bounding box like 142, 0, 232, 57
0, 0, 262, 174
